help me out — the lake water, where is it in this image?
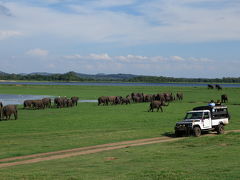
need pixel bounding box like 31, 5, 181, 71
1, 81, 240, 87
0, 94, 53, 106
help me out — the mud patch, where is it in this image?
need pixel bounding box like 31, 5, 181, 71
104, 157, 118, 161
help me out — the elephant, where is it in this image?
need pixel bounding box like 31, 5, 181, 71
121, 97, 130, 105
221, 94, 228, 103
62, 97, 68, 107
126, 95, 132, 102
98, 96, 109, 106
131, 93, 144, 103
176, 93, 183, 100
54, 97, 65, 108
132, 96, 142, 103
154, 93, 165, 101
131, 93, 137, 99
148, 100, 168, 112
71, 96, 79, 106
67, 99, 73, 107
208, 84, 214, 89
164, 93, 174, 102
108, 96, 118, 105
131, 93, 144, 100
54, 98, 59, 107
2, 105, 18, 120
42, 98, 51, 108
32, 100, 45, 109
23, 100, 33, 109
115, 96, 122, 105
152, 94, 157, 100
143, 94, 153, 102
0, 102, 3, 119
215, 84, 222, 90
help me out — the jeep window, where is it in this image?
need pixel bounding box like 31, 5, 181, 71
185, 112, 203, 119
212, 108, 229, 119
203, 112, 209, 119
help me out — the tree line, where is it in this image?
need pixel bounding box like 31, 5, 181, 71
128, 76, 240, 83
1, 71, 240, 83
0, 72, 89, 81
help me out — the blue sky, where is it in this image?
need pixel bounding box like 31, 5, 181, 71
0, 0, 240, 78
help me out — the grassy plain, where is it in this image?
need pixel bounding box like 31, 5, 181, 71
0, 84, 240, 179
1, 132, 239, 180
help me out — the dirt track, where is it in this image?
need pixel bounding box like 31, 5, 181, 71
0, 130, 239, 168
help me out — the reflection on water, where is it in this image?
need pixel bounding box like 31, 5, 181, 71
0, 94, 52, 105
0, 94, 97, 105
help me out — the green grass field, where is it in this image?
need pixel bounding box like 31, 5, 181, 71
0, 84, 239, 179
1, 132, 239, 180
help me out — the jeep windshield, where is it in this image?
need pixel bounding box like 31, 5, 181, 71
185, 112, 203, 119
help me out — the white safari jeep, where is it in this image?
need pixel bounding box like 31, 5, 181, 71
175, 105, 230, 137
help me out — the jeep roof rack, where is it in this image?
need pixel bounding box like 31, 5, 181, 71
192, 106, 212, 111
192, 105, 227, 111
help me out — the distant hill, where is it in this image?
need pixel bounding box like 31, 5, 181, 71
0, 71, 138, 81
17, 71, 137, 80
29, 72, 54, 76
0, 71, 8, 75
75, 72, 138, 80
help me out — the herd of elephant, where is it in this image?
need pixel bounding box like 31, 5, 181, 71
98, 92, 184, 112
208, 84, 223, 90
0, 96, 79, 121
0, 91, 228, 121
207, 85, 229, 104
23, 96, 79, 109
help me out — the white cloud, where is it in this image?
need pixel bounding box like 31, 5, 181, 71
2, 51, 238, 78
63, 53, 213, 65
0, 4, 12, 16
64, 54, 82, 59
0, 1, 239, 78
188, 57, 213, 62
136, 0, 240, 42
170, 56, 185, 61
26, 48, 49, 57
88, 53, 112, 61
1, 1, 239, 44
43, 0, 63, 4
0, 30, 22, 40
91, 0, 135, 8
114, 55, 148, 63
47, 63, 56, 68
64, 53, 112, 61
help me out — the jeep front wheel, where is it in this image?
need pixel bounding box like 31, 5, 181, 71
193, 126, 201, 137
217, 124, 224, 134
175, 130, 182, 137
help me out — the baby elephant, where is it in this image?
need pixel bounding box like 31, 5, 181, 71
2, 105, 18, 120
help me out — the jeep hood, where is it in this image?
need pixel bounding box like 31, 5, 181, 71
176, 119, 201, 124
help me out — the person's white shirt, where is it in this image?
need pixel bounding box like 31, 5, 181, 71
208, 102, 215, 107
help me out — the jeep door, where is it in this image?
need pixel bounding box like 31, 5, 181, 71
203, 112, 211, 128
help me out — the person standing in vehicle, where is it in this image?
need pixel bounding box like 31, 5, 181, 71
208, 100, 215, 107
